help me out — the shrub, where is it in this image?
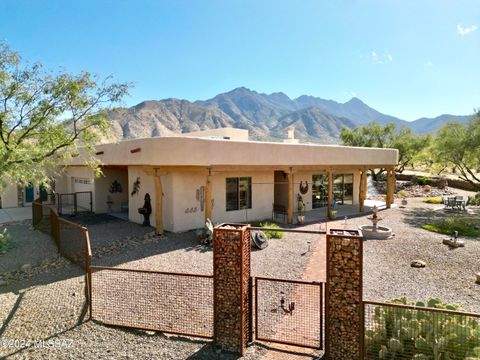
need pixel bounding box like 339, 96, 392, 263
468, 192, 480, 206
422, 197, 444, 204
422, 217, 480, 236
417, 176, 433, 186
365, 297, 480, 360
252, 221, 285, 239
0, 228, 10, 254
397, 190, 408, 197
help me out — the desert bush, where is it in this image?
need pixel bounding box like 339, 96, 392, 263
0, 228, 11, 254
468, 192, 480, 206
251, 221, 285, 239
422, 217, 480, 236
365, 297, 480, 360
397, 190, 408, 197
417, 176, 433, 186
422, 197, 443, 204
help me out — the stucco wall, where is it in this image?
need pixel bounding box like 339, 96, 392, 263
94, 168, 128, 213
67, 136, 398, 168
128, 166, 156, 228
0, 183, 19, 208
211, 171, 274, 226
170, 172, 205, 232
54, 167, 96, 211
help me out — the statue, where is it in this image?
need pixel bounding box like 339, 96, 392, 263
138, 193, 152, 226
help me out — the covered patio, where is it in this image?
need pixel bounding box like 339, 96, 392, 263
289, 199, 390, 225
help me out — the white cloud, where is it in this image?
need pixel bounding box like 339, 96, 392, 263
371, 51, 393, 64
457, 24, 478, 36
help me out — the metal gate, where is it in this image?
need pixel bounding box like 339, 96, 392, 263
253, 276, 324, 349
58, 191, 93, 215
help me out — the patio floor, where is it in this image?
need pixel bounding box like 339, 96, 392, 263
290, 199, 391, 225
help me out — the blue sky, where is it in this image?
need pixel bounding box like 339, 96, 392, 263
0, 0, 479, 120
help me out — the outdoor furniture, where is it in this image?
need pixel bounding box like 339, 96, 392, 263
272, 203, 287, 223
443, 196, 466, 210
455, 196, 466, 210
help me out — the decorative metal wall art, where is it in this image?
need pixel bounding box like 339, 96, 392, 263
299, 181, 309, 195
131, 177, 141, 196
109, 180, 123, 194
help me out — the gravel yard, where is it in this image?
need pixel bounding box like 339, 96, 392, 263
344, 197, 480, 312
1, 194, 479, 359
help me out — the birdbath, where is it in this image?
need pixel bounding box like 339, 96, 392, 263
359, 205, 393, 239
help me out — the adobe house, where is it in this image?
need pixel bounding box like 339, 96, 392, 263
52, 128, 398, 233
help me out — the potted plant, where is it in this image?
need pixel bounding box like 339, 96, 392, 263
297, 194, 305, 224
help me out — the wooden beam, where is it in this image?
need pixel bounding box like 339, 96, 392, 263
386, 167, 395, 209
154, 172, 163, 234
287, 171, 294, 224
205, 169, 212, 223
327, 171, 333, 216
359, 170, 366, 212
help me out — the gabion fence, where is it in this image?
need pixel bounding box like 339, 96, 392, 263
90, 267, 214, 338
364, 301, 480, 359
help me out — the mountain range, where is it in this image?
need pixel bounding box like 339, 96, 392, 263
105, 87, 472, 143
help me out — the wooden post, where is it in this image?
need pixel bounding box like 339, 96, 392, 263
205, 169, 212, 223
359, 170, 366, 212
154, 171, 163, 234
386, 167, 395, 209
287, 171, 294, 224
327, 171, 333, 216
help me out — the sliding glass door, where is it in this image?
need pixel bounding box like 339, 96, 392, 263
333, 174, 353, 205
312, 174, 328, 209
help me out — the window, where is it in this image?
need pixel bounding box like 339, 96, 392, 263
226, 177, 252, 211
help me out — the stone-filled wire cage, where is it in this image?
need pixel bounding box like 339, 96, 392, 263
213, 223, 251, 355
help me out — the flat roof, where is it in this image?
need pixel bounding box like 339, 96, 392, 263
67, 136, 398, 168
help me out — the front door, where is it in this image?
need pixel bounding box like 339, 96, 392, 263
25, 183, 34, 203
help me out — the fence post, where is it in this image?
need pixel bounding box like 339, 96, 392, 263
74, 193, 78, 215
325, 228, 364, 359
213, 223, 251, 355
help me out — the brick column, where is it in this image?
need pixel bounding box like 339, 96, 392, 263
326, 228, 363, 359
213, 223, 251, 355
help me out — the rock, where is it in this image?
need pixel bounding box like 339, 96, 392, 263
411, 260, 426, 268
423, 185, 431, 193
476, 273, 480, 284
145, 330, 156, 336
442, 238, 465, 248
0, 278, 7, 286
21, 264, 32, 272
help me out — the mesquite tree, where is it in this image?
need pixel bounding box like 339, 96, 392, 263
431, 113, 480, 189
0, 42, 129, 189
340, 122, 429, 180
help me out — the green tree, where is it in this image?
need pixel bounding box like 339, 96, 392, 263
431, 113, 480, 189
340, 122, 428, 180
0, 42, 129, 189
391, 128, 431, 173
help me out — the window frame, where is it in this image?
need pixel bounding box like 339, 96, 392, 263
225, 176, 252, 211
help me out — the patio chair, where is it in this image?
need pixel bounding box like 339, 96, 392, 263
455, 196, 466, 210
444, 197, 456, 209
